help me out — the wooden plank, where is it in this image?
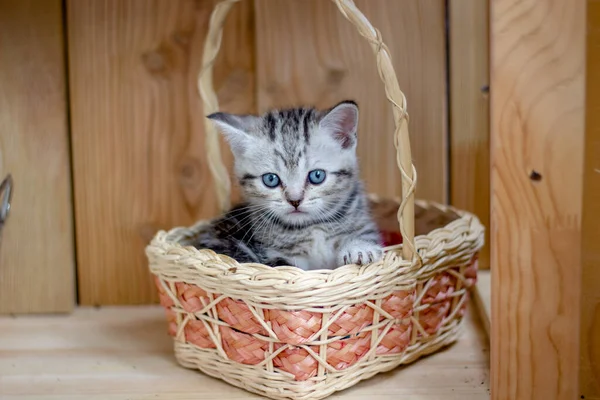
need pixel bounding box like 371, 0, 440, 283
490, 0, 585, 399
254, 0, 447, 203
580, 0, 600, 397
0, 306, 489, 399
68, 0, 255, 305
449, 0, 490, 269
0, 0, 75, 313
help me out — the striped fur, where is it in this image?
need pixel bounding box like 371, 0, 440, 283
193, 101, 382, 270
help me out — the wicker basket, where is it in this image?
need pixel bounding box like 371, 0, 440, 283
146, 1, 485, 399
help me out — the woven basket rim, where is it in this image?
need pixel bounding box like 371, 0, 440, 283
146, 198, 484, 284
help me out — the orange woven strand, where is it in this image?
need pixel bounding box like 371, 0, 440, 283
326, 332, 371, 370
176, 282, 210, 313
376, 321, 412, 354
220, 326, 269, 365
267, 309, 322, 345
268, 305, 376, 345
327, 305, 374, 337
216, 297, 268, 335
184, 319, 216, 349
422, 272, 457, 304
273, 345, 319, 381
419, 302, 452, 335
381, 289, 416, 319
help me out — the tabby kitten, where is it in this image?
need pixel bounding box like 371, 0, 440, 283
192, 100, 383, 271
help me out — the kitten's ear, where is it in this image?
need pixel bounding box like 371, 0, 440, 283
319, 100, 359, 149
207, 112, 259, 155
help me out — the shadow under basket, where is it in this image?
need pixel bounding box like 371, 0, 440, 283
146, 198, 484, 400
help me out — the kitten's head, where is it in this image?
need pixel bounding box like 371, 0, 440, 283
208, 101, 360, 225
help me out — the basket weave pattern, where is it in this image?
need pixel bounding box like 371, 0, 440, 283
148, 199, 482, 399
154, 253, 478, 378
147, 0, 485, 398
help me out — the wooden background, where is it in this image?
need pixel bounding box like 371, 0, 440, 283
449, 0, 490, 269
67, 0, 450, 306
580, 0, 600, 396
0, 0, 491, 309
0, 0, 75, 314
491, 0, 587, 398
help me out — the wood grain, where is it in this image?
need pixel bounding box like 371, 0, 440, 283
0, 0, 75, 313
68, 0, 255, 305
580, 0, 600, 397
0, 306, 489, 399
254, 0, 447, 203
490, 0, 585, 399
449, 0, 490, 269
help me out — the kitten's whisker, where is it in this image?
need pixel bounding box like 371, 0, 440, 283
264, 211, 280, 249
228, 204, 272, 229
218, 204, 274, 243
318, 200, 353, 235
318, 208, 350, 235
242, 209, 274, 245
236, 214, 269, 243
239, 208, 273, 243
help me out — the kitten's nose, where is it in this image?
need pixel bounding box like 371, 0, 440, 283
287, 198, 303, 209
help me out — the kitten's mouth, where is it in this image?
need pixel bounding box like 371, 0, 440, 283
287, 208, 308, 215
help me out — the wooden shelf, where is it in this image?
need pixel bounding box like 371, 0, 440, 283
0, 306, 490, 399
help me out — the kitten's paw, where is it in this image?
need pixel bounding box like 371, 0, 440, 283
337, 242, 383, 266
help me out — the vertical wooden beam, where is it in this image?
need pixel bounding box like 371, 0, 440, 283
68, 0, 255, 305
0, 0, 75, 313
254, 0, 448, 202
449, 0, 490, 269
491, 0, 585, 399
580, 0, 600, 397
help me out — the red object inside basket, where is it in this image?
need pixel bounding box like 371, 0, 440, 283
380, 230, 403, 247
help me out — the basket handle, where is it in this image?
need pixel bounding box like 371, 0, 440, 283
197, 0, 417, 261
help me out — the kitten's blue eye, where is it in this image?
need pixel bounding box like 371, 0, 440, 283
262, 173, 280, 188
308, 169, 326, 185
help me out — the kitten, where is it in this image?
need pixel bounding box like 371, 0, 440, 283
192, 100, 383, 271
